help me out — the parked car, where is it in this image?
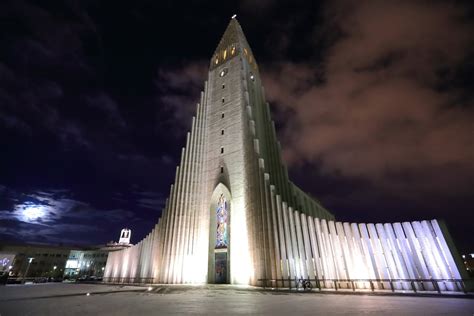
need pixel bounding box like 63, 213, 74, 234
33, 277, 48, 283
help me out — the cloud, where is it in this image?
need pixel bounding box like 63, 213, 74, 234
261, 0, 474, 197
0, 1, 114, 150
154, 62, 208, 131
0, 187, 136, 244
134, 191, 166, 210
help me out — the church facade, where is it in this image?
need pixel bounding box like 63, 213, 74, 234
104, 18, 467, 291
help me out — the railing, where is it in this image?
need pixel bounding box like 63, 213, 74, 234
257, 278, 473, 294
101, 276, 472, 294
102, 277, 156, 285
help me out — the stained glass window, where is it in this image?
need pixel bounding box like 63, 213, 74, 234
215, 194, 228, 249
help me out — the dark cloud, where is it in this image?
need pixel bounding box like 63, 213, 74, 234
0, 187, 151, 245
262, 0, 474, 197
154, 63, 208, 132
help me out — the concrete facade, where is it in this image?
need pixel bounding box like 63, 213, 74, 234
104, 18, 467, 291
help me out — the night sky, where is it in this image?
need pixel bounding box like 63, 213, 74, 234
1, 1, 473, 253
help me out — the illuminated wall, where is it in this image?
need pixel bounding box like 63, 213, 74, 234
103, 18, 465, 291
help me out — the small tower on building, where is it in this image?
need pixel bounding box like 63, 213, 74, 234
118, 228, 131, 245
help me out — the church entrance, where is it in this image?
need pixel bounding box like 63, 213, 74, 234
215, 251, 227, 283
208, 184, 231, 284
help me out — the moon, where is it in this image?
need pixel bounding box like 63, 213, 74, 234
22, 205, 45, 222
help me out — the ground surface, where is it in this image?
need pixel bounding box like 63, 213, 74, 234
0, 283, 473, 315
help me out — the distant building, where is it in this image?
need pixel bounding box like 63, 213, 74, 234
63, 229, 132, 280
64, 249, 109, 279
462, 253, 474, 277
0, 243, 70, 279
0, 228, 132, 281
118, 228, 131, 245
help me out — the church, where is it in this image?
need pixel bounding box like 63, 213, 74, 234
104, 18, 467, 292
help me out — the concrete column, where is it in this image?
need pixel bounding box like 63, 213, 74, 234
431, 220, 463, 280
294, 210, 308, 278
329, 221, 348, 287
359, 224, 381, 288
288, 207, 301, 278
384, 223, 411, 290
375, 223, 402, 290
351, 223, 374, 281
412, 221, 446, 291
300, 213, 315, 279
282, 202, 296, 281
402, 222, 433, 290
367, 224, 390, 289
275, 195, 288, 286
393, 222, 421, 290
174, 134, 191, 283
307, 215, 323, 280
420, 221, 452, 285
320, 219, 337, 286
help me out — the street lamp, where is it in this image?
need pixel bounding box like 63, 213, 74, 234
22, 257, 34, 284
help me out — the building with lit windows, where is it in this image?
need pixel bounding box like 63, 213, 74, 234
0, 229, 131, 282
0, 242, 71, 280
64, 229, 131, 280
104, 18, 469, 292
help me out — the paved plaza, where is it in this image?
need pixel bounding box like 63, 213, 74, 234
0, 283, 473, 315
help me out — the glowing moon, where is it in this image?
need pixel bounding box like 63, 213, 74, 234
23, 206, 45, 221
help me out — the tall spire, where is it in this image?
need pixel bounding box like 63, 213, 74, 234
214, 17, 244, 54
211, 17, 253, 69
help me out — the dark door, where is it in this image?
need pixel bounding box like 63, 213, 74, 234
215, 252, 227, 283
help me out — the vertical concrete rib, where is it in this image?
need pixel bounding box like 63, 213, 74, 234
288, 207, 301, 278
431, 220, 462, 280
307, 215, 323, 280
384, 223, 411, 290
282, 202, 295, 281
181, 115, 198, 283
275, 195, 288, 286
294, 210, 308, 278
412, 221, 446, 291
402, 222, 433, 290
263, 175, 277, 279
375, 223, 401, 289
367, 223, 390, 288
269, 185, 282, 286
174, 134, 191, 283
168, 149, 185, 282
300, 213, 315, 279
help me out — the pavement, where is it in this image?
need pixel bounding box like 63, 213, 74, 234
0, 283, 473, 315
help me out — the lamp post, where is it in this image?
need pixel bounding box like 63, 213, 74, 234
22, 257, 34, 284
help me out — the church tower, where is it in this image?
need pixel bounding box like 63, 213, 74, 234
104, 18, 466, 291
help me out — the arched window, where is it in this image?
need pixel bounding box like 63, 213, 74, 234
215, 194, 228, 249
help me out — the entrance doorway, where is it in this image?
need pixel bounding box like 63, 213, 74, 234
208, 183, 231, 284
215, 252, 227, 284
